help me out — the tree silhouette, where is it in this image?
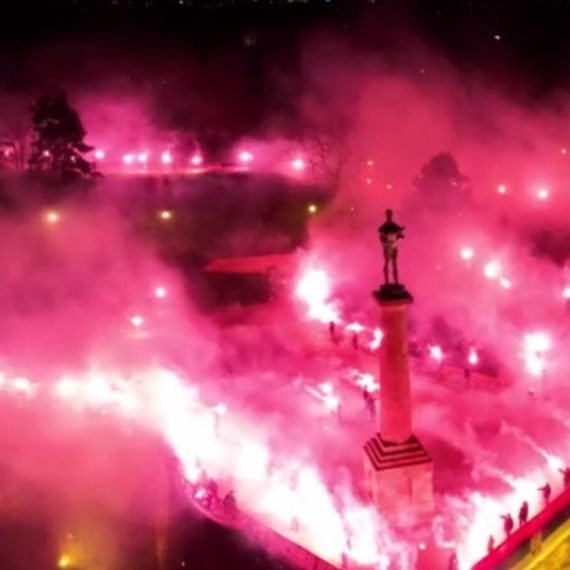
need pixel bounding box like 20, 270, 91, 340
28, 93, 100, 184
0, 96, 32, 171
412, 153, 472, 210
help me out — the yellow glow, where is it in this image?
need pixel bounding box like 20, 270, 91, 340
159, 210, 172, 220
307, 204, 317, 214
58, 554, 73, 568
45, 210, 60, 224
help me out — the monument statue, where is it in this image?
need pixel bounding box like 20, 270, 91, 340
378, 209, 405, 285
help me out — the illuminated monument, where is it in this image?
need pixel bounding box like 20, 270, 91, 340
363, 209, 434, 517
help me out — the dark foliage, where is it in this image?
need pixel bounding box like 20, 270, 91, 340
28, 93, 100, 186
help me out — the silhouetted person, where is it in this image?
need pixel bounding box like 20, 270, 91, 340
223, 490, 237, 519
207, 478, 218, 499
329, 321, 337, 343
464, 366, 471, 387
290, 515, 299, 533
518, 501, 529, 526
559, 467, 570, 489
352, 332, 359, 351
487, 535, 495, 554
501, 514, 514, 537
539, 483, 551, 504
379, 209, 405, 284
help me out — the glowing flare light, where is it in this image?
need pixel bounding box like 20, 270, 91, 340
291, 157, 306, 171
190, 154, 203, 166
238, 151, 254, 163
460, 247, 474, 261
430, 345, 443, 361
295, 268, 339, 324
483, 260, 501, 280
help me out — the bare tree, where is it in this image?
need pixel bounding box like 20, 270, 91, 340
0, 95, 33, 171
293, 125, 349, 188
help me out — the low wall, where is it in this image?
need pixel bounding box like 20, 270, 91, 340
184, 481, 341, 570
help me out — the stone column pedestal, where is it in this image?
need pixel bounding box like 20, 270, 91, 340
363, 284, 434, 518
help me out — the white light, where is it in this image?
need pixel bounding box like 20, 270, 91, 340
292, 158, 305, 171
94, 149, 105, 160
161, 151, 172, 165
537, 188, 549, 200
123, 154, 134, 164
155, 287, 167, 299
430, 345, 443, 361
563, 287, 570, 299
497, 184, 506, 194
190, 154, 203, 166
130, 315, 144, 328
239, 151, 254, 163
460, 247, 474, 261
45, 210, 60, 224
500, 277, 512, 289
483, 260, 501, 280
137, 152, 148, 164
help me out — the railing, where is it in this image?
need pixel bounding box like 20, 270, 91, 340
470, 484, 570, 569
183, 480, 342, 570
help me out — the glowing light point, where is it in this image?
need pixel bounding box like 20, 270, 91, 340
366, 160, 374, 166
291, 158, 306, 171
346, 322, 365, 333
238, 151, 254, 163
159, 210, 172, 220
430, 345, 443, 361
483, 260, 501, 280
369, 328, 383, 350
130, 315, 144, 328
137, 152, 148, 164
366, 178, 373, 185
123, 154, 134, 164
562, 148, 568, 155
12, 377, 33, 395
58, 554, 73, 569
500, 277, 512, 289
537, 188, 549, 200
563, 287, 570, 299
468, 348, 478, 366
460, 247, 474, 261
94, 149, 105, 160
525, 332, 550, 353
45, 210, 60, 224
213, 403, 227, 415
324, 395, 340, 411
190, 154, 203, 166
307, 204, 318, 214
55, 378, 78, 400
161, 151, 172, 165
497, 184, 506, 194
43, 150, 50, 157
154, 286, 167, 299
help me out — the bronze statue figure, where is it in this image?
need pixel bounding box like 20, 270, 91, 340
379, 209, 405, 284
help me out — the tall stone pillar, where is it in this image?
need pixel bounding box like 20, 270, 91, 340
363, 284, 434, 519
376, 289, 413, 443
